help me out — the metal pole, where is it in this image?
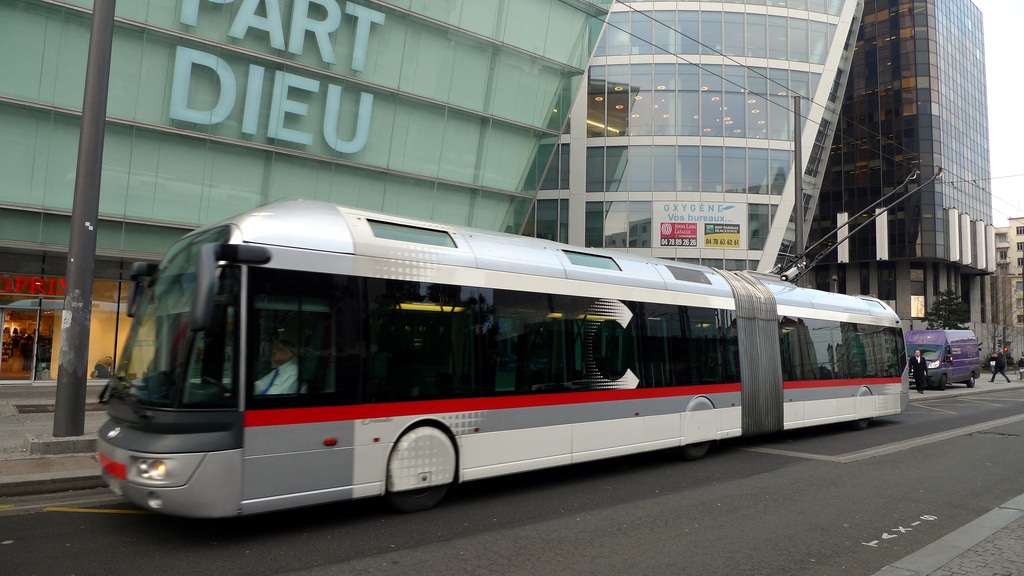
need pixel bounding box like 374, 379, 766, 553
793, 96, 804, 265
53, 0, 117, 437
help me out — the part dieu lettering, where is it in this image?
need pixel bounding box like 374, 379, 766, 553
171, 0, 384, 152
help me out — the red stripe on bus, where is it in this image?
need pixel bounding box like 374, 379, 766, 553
244, 383, 741, 427
243, 377, 900, 428
98, 451, 127, 480
784, 377, 900, 390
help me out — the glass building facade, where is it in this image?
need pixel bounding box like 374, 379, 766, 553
0, 0, 611, 383
529, 0, 862, 271
812, 0, 993, 334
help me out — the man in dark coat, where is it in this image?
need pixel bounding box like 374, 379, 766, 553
909, 349, 928, 394
990, 351, 1010, 383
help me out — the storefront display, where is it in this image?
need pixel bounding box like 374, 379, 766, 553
0, 274, 129, 384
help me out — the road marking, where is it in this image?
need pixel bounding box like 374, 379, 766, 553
914, 403, 956, 414
745, 413, 1024, 463
959, 398, 1005, 406
44, 506, 153, 515
0, 505, 13, 509
863, 515, 938, 547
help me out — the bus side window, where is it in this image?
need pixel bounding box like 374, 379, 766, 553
248, 267, 356, 404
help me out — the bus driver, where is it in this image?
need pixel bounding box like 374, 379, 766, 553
255, 340, 299, 395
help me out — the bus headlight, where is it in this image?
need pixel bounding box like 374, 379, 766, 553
137, 459, 168, 481
126, 453, 204, 488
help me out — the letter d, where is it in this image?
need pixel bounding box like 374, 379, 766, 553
169, 46, 236, 125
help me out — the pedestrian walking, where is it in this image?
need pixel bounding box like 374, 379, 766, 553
909, 349, 928, 394
1018, 353, 1024, 380
989, 351, 1010, 383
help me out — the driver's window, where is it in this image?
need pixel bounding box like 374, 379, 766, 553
248, 267, 344, 403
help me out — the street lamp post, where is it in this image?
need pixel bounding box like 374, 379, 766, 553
53, 0, 117, 437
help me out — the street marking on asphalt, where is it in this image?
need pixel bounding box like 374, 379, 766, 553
959, 398, 1005, 406
961, 395, 1024, 403
744, 413, 1024, 463
0, 505, 13, 509
44, 506, 153, 515
914, 403, 956, 414
862, 515, 937, 547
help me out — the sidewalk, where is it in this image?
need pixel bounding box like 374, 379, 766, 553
1, 379, 1023, 575
0, 384, 108, 496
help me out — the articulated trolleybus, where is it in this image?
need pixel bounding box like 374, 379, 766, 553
98, 200, 907, 517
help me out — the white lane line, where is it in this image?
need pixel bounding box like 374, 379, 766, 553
743, 413, 1024, 463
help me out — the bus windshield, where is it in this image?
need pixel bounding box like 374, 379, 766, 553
108, 227, 238, 409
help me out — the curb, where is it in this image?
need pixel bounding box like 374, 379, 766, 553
0, 471, 105, 497
26, 434, 97, 456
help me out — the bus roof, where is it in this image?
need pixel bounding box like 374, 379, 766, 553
194, 199, 899, 321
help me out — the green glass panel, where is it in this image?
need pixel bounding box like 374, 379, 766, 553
0, 3, 49, 101
387, 98, 445, 178
39, 213, 71, 247
329, 167, 386, 211
438, 111, 484, 184
480, 123, 535, 192
475, 190, 517, 233
381, 175, 436, 219
431, 184, 474, 226
121, 223, 187, 256
397, 28, 456, 104
458, 0, 502, 37
0, 209, 43, 244
99, 126, 133, 216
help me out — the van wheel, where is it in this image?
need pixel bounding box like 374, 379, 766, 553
966, 373, 976, 388
937, 374, 947, 391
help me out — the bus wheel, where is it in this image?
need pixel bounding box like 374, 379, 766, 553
850, 418, 870, 431
385, 426, 456, 513
386, 484, 450, 513
679, 441, 711, 461
938, 374, 948, 391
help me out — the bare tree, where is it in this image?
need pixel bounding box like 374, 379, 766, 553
992, 268, 1015, 356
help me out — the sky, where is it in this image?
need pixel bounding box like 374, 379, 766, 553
971, 0, 1024, 227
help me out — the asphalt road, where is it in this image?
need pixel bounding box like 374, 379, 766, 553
3, 389, 1024, 576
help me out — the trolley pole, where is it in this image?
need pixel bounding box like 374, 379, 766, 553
53, 0, 117, 437
792, 96, 805, 284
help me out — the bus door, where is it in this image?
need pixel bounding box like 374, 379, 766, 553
242, 267, 367, 510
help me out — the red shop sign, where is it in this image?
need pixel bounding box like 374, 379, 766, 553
0, 276, 67, 296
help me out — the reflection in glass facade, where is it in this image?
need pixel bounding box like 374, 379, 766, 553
812, 0, 993, 331
534, 1, 861, 270
0, 0, 611, 383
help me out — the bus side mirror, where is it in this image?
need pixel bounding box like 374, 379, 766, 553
127, 262, 158, 318
190, 243, 271, 332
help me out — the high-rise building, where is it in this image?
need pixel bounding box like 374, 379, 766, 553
0, 0, 611, 384
812, 0, 993, 337
541, 0, 996, 343
529, 0, 863, 272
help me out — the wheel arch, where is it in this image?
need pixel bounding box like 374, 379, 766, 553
385, 418, 461, 489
